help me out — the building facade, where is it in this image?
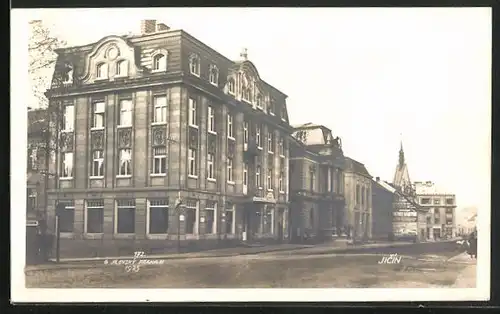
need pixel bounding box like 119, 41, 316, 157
371, 177, 394, 240
414, 181, 457, 240
45, 20, 293, 258
343, 157, 372, 239
288, 123, 346, 242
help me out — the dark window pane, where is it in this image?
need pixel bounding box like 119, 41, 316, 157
87, 208, 104, 233
150, 207, 169, 234
206, 210, 215, 234
225, 211, 233, 234
117, 208, 135, 233
59, 208, 74, 232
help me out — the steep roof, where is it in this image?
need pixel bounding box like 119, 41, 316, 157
344, 157, 372, 178
373, 179, 397, 194
392, 141, 412, 189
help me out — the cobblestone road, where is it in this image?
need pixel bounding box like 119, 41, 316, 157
25, 246, 474, 288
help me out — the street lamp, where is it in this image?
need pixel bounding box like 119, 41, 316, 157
175, 193, 184, 253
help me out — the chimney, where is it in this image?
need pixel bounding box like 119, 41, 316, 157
156, 23, 170, 32
140, 20, 157, 34
376, 177, 380, 182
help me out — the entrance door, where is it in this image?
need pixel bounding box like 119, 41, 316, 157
433, 228, 441, 240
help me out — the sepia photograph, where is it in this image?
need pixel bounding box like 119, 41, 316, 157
11, 7, 491, 302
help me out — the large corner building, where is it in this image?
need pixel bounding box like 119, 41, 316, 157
44, 20, 293, 257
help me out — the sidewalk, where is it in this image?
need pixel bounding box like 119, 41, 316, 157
448, 252, 477, 288
26, 243, 313, 271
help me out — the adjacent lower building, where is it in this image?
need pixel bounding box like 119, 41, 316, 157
343, 157, 372, 239
44, 20, 293, 258
414, 181, 457, 240
288, 123, 346, 242
371, 177, 394, 240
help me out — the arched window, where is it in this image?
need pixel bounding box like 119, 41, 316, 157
152, 53, 166, 72
227, 78, 235, 94
116, 60, 128, 76
189, 54, 200, 76
209, 65, 219, 85
96, 63, 108, 79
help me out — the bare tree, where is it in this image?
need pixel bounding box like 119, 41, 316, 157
28, 20, 66, 109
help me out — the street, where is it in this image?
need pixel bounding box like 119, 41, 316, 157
25, 243, 476, 288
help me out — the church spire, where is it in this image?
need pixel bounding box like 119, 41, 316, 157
399, 139, 405, 167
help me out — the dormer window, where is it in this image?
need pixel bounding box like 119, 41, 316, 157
209, 65, 219, 86
256, 94, 263, 109
228, 78, 235, 95
280, 105, 287, 121
269, 98, 275, 115
116, 60, 128, 77
96, 63, 108, 79
189, 54, 200, 76
242, 85, 251, 103
152, 53, 167, 72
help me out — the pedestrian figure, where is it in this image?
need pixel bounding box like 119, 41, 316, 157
466, 232, 477, 259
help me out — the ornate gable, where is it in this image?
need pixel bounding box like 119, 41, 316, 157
80, 35, 141, 84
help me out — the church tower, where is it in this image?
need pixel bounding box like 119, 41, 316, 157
392, 140, 414, 196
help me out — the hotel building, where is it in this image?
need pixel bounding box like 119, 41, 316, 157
44, 20, 293, 257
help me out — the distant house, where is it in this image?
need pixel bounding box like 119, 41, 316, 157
343, 157, 372, 239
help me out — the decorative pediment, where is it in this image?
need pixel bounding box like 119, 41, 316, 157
80, 35, 140, 83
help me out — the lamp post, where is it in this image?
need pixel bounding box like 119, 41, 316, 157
175, 192, 184, 253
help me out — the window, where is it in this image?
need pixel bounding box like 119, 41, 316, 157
185, 200, 198, 234
152, 54, 166, 72
189, 55, 200, 76
278, 137, 284, 156
86, 199, 104, 234
421, 198, 431, 205
310, 169, 315, 192
62, 105, 74, 131
61, 152, 74, 178
92, 101, 105, 129
267, 168, 273, 191
327, 168, 332, 192
243, 163, 248, 186
153, 95, 167, 123
227, 113, 234, 139
118, 148, 132, 176
208, 106, 216, 133
361, 187, 365, 206
267, 131, 274, 153
207, 153, 215, 180
152, 147, 167, 175
209, 65, 219, 86
227, 158, 234, 183
27, 147, 37, 171
242, 86, 251, 102
119, 99, 132, 127
256, 165, 262, 188
356, 185, 361, 204
269, 98, 275, 115
188, 148, 197, 177
26, 189, 36, 214
189, 98, 197, 127
280, 105, 286, 120
434, 198, 441, 205
149, 199, 169, 234
205, 201, 217, 234
279, 170, 284, 192
446, 208, 453, 214
224, 203, 234, 234
57, 200, 75, 233
228, 78, 235, 94
256, 126, 262, 148
96, 63, 108, 79
243, 121, 249, 145
116, 199, 135, 234
309, 208, 314, 229
91, 150, 104, 177
116, 60, 128, 76
446, 198, 454, 205
256, 94, 263, 109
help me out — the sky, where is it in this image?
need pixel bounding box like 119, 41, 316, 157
21, 8, 491, 212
